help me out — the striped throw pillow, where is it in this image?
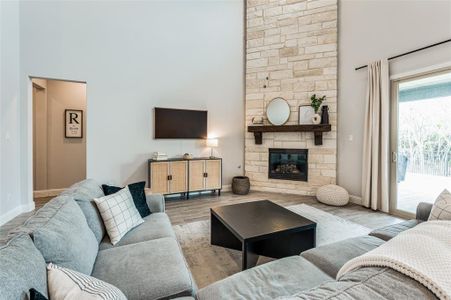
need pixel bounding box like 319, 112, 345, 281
47, 263, 126, 300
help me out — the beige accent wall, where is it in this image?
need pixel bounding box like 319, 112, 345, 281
47, 80, 86, 189
245, 0, 338, 195
32, 79, 87, 191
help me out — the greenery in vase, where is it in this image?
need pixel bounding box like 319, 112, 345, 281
310, 94, 326, 113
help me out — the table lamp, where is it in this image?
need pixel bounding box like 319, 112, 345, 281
206, 138, 218, 158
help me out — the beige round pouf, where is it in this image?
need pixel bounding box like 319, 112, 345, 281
316, 184, 349, 206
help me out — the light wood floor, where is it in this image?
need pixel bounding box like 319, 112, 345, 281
35, 197, 53, 210
165, 191, 404, 229
1, 191, 404, 243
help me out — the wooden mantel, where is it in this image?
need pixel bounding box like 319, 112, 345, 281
247, 124, 332, 146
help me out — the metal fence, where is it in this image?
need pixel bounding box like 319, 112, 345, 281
407, 160, 451, 177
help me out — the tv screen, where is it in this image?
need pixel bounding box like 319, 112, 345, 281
154, 107, 207, 139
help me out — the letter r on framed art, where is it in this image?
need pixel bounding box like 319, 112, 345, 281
65, 109, 83, 138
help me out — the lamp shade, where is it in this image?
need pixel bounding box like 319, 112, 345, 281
206, 138, 218, 148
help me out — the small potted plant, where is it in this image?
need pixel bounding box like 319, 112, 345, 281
310, 94, 326, 124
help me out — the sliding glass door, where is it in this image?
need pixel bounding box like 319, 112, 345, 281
391, 69, 451, 216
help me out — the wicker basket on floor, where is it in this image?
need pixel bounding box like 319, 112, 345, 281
232, 176, 250, 195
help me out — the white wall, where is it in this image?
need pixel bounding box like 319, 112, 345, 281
0, 1, 31, 225
16, 1, 244, 210
338, 0, 451, 198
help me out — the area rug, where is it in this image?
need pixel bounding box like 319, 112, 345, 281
173, 204, 371, 288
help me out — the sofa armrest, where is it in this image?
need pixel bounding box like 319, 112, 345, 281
416, 202, 433, 221
145, 191, 165, 213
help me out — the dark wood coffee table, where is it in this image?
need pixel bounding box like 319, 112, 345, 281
210, 200, 316, 270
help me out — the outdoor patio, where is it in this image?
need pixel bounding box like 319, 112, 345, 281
397, 172, 451, 213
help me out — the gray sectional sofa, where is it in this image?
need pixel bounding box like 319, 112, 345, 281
196, 202, 437, 300
1, 177, 437, 300
1, 179, 196, 300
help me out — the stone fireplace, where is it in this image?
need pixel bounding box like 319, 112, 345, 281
268, 148, 308, 181
244, 0, 338, 196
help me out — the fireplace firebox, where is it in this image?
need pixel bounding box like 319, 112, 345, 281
268, 148, 308, 181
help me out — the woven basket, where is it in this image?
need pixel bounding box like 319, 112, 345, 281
232, 176, 250, 195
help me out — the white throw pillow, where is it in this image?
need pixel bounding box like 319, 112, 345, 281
428, 189, 451, 221
47, 263, 126, 300
94, 186, 144, 245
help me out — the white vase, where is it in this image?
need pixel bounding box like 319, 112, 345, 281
312, 113, 321, 124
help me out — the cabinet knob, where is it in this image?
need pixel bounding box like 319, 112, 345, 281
167, 175, 173, 180
204, 172, 208, 178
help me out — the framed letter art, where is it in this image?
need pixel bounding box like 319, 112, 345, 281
65, 109, 83, 138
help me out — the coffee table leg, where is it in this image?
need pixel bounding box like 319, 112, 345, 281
242, 241, 259, 270
211, 212, 242, 251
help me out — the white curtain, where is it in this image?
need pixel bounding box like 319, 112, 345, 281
362, 59, 390, 212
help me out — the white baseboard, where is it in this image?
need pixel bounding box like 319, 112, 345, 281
349, 194, 363, 205
33, 188, 65, 198
0, 202, 35, 226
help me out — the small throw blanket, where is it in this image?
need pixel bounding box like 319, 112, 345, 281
337, 221, 451, 300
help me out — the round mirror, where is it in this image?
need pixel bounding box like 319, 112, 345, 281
266, 97, 290, 126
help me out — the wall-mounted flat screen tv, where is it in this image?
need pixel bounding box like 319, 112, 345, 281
154, 107, 207, 139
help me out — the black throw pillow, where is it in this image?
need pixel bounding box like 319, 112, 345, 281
102, 181, 151, 217
29, 288, 48, 300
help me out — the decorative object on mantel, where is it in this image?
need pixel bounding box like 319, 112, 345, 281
183, 153, 193, 160
266, 97, 290, 126
247, 124, 331, 146
206, 138, 218, 158
251, 116, 264, 125
152, 152, 168, 161
298, 105, 315, 125
310, 94, 326, 125
312, 114, 321, 125
321, 105, 330, 125
231, 176, 250, 195
316, 184, 349, 206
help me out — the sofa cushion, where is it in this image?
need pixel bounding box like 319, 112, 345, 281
99, 213, 175, 250
0, 234, 48, 300
19, 196, 98, 275
301, 235, 384, 278
280, 267, 436, 300
61, 178, 105, 201
76, 199, 106, 243
102, 181, 151, 217
62, 179, 106, 243
92, 237, 196, 300
369, 219, 420, 241
196, 256, 332, 300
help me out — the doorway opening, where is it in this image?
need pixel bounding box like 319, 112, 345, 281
391, 69, 451, 216
32, 78, 87, 208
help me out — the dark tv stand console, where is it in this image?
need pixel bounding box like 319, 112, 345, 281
147, 157, 222, 199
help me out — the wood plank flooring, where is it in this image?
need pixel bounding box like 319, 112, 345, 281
1, 190, 404, 243
165, 191, 404, 229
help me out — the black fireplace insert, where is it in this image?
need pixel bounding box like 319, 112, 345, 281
268, 148, 308, 181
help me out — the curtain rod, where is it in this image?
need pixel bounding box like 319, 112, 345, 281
355, 38, 451, 71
